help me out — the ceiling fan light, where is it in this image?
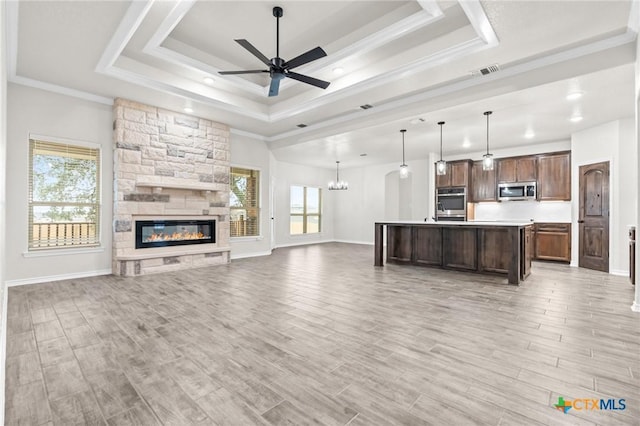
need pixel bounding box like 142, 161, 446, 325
436, 160, 447, 175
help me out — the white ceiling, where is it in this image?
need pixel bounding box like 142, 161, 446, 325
6, 0, 638, 169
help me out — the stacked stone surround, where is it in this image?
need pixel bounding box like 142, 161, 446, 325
112, 98, 230, 276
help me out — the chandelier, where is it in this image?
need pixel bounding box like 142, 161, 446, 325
328, 161, 348, 190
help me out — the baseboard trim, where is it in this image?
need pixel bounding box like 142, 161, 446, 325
6, 269, 112, 287
609, 269, 628, 277
333, 239, 374, 246
632, 301, 640, 313
275, 240, 334, 249
231, 250, 272, 260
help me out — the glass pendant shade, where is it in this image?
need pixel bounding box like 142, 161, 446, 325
482, 111, 494, 171
399, 164, 409, 179
328, 161, 348, 190
399, 129, 409, 179
436, 121, 446, 175
482, 153, 494, 171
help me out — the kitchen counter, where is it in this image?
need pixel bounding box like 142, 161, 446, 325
374, 221, 533, 285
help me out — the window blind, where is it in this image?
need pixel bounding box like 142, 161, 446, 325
230, 167, 260, 237
28, 139, 101, 249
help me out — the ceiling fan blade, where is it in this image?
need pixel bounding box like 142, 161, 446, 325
284, 47, 327, 70
286, 71, 330, 90
268, 76, 282, 97
218, 70, 268, 75
235, 39, 272, 66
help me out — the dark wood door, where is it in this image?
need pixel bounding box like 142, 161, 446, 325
579, 162, 609, 272
471, 161, 496, 202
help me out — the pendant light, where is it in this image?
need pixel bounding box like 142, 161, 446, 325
482, 111, 494, 171
328, 161, 348, 190
436, 121, 446, 175
399, 129, 409, 179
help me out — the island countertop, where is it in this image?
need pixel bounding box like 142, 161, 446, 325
375, 220, 533, 227
374, 221, 533, 284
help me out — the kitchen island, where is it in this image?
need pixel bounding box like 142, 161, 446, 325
374, 221, 533, 285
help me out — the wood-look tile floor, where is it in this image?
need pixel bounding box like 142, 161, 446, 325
5, 243, 640, 425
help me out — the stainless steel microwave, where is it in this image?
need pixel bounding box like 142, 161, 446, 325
498, 182, 537, 201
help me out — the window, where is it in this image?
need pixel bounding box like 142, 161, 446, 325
290, 186, 321, 234
29, 138, 101, 249
230, 167, 260, 237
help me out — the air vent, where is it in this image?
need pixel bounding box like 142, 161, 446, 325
360, 104, 373, 110
471, 64, 500, 76
297, 124, 307, 128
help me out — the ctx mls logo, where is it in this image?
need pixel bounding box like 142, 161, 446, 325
554, 396, 626, 414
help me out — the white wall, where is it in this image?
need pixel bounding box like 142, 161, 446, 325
635, 34, 640, 312
273, 161, 335, 247
229, 132, 272, 258
571, 118, 637, 275
334, 158, 432, 244
1, 0, 8, 421
5, 84, 113, 284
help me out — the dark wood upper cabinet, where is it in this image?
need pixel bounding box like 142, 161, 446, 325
470, 160, 496, 202
497, 156, 537, 183
436, 160, 471, 188
537, 152, 571, 201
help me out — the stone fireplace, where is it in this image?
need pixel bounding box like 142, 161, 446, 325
112, 98, 230, 276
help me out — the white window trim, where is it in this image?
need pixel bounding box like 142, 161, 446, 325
28, 133, 104, 251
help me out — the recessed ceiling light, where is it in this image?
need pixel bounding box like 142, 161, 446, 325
203, 77, 214, 85
570, 114, 583, 122
184, 107, 193, 114
524, 130, 535, 139
333, 67, 344, 75
410, 118, 426, 125
566, 91, 584, 101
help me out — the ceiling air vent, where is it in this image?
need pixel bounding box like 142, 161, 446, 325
360, 104, 374, 110
297, 124, 307, 128
471, 64, 500, 76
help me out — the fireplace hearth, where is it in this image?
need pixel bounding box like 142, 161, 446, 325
135, 220, 216, 249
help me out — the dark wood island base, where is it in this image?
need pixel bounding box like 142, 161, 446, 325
374, 221, 533, 285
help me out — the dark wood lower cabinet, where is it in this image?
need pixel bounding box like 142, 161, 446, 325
387, 225, 412, 263
533, 223, 571, 262
479, 228, 511, 274
413, 227, 442, 266
380, 222, 532, 284
443, 228, 477, 271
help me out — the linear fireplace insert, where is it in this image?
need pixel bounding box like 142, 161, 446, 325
135, 220, 215, 249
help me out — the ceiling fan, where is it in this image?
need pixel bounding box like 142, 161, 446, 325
218, 6, 330, 97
